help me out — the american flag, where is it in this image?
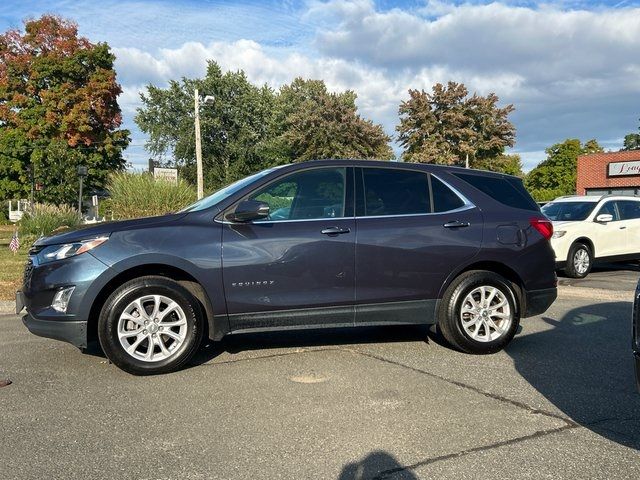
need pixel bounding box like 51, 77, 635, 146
9, 230, 19, 254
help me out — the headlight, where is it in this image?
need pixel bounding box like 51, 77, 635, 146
551, 231, 566, 239
37, 236, 109, 264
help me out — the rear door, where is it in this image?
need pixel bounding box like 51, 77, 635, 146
354, 167, 482, 325
617, 200, 640, 257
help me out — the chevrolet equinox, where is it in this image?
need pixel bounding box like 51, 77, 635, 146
18, 160, 557, 375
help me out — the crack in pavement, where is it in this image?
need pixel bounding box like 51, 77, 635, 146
373, 424, 579, 479
347, 349, 577, 426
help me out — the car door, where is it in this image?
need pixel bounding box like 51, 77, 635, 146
591, 201, 624, 258
354, 167, 482, 325
221, 166, 356, 330
617, 200, 640, 257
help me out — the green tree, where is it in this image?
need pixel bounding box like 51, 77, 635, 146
269, 78, 393, 162
396, 82, 515, 167
474, 154, 523, 177
136, 69, 394, 192
525, 139, 603, 201
0, 15, 130, 204
622, 119, 640, 151
136, 62, 274, 190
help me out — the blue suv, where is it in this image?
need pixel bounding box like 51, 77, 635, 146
17, 160, 557, 375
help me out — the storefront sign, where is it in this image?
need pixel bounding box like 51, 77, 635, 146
608, 160, 640, 177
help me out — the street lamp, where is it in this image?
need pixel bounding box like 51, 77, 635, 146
78, 165, 88, 217
194, 89, 215, 200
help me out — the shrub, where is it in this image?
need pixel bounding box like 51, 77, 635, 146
20, 203, 81, 237
108, 172, 197, 219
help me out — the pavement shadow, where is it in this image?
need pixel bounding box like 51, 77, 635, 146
338, 451, 417, 480
505, 301, 640, 451
189, 324, 430, 367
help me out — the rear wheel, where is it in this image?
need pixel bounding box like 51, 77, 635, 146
565, 242, 592, 278
438, 270, 519, 354
98, 276, 204, 375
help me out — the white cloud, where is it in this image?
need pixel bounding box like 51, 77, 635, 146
103, 1, 640, 171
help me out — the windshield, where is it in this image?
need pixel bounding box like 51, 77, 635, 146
541, 201, 596, 221
179, 167, 282, 213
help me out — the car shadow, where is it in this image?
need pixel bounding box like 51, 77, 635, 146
504, 301, 640, 451
337, 450, 417, 480
189, 324, 431, 367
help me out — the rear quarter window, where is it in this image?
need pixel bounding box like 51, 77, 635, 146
454, 173, 539, 211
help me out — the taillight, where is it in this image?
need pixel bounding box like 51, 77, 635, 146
530, 217, 553, 240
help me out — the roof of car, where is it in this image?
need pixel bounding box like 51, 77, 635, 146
298, 159, 520, 179
550, 194, 640, 203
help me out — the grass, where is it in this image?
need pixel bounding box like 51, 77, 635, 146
0, 225, 28, 301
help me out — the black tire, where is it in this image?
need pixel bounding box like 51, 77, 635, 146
438, 270, 520, 354
564, 242, 592, 279
98, 276, 204, 375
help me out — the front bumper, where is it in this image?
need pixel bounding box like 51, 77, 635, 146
22, 313, 88, 348
523, 287, 557, 318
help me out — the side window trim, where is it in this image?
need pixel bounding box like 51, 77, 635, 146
219, 166, 354, 224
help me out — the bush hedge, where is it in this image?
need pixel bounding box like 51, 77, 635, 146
20, 203, 81, 237
108, 172, 197, 219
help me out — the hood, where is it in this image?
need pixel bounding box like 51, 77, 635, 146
551, 220, 581, 230
33, 212, 188, 247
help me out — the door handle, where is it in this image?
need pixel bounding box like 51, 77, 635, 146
443, 221, 470, 229
321, 226, 351, 235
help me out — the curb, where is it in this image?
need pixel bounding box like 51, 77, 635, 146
0, 286, 634, 315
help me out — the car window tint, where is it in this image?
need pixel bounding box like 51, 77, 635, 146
362, 168, 430, 216
250, 168, 346, 221
453, 172, 539, 211
597, 201, 620, 221
618, 200, 640, 220
431, 175, 465, 212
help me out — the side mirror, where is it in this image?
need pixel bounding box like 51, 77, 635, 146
226, 200, 270, 222
596, 213, 613, 223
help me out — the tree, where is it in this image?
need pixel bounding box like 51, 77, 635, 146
525, 139, 603, 201
473, 154, 523, 177
396, 82, 515, 167
0, 15, 130, 204
622, 119, 640, 151
136, 62, 275, 190
136, 69, 393, 192
269, 78, 393, 162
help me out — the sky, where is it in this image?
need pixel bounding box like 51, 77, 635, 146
1, 0, 640, 171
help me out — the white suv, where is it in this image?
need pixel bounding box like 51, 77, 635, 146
541, 195, 640, 278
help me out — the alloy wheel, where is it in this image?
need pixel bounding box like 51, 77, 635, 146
117, 294, 188, 362
460, 286, 512, 342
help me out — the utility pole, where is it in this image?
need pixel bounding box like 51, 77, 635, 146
78, 166, 87, 218
465, 153, 469, 169
194, 88, 204, 200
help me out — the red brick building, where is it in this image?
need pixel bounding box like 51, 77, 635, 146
576, 150, 640, 196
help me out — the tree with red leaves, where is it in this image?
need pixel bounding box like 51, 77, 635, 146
0, 15, 129, 204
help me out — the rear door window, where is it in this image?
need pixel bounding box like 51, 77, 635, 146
617, 200, 640, 220
453, 173, 539, 211
361, 168, 431, 216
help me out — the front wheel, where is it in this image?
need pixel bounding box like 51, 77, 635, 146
565, 242, 592, 278
98, 276, 204, 375
438, 270, 520, 354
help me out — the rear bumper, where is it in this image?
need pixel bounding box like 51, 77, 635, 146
633, 281, 640, 392
523, 287, 557, 318
22, 313, 88, 349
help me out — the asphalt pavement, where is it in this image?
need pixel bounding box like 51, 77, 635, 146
1, 280, 639, 479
